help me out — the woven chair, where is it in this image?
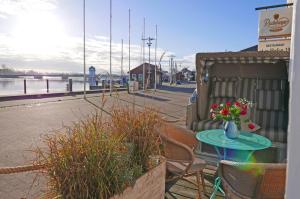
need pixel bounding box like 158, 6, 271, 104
219, 160, 286, 199
157, 123, 207, 199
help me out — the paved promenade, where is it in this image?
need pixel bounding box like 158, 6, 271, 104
0, 87, 193, 198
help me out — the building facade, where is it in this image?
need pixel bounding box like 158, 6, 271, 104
88, 66, 96, 86
129, 63, 161, 89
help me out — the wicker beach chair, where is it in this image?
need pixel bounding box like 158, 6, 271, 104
187, 52, 290, 163
157, 123, 207, 199
219, 160, 286, 199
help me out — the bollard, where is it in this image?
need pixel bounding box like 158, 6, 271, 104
69, 79, 73, 92
24, 79, 27, 94
46, 79, 49, 93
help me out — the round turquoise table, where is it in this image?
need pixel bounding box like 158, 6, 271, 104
196, 129, 272, 199
196, 129, 272, 161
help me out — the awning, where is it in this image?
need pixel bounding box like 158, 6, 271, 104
197, 51, 290, 65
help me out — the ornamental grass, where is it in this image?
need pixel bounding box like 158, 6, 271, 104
34, 104, 162, 199
111, 107, 163, 172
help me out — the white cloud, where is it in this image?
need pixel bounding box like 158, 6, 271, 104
175, 54, 196, 70
0, 0, 57, 18
0, 0, 193, 74
0, 32, 179, 74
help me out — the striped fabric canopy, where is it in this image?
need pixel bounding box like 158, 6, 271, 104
197, 51, 290, 65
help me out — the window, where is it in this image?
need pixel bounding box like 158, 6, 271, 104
132, 74, 137, 80
138, 74, 143, 81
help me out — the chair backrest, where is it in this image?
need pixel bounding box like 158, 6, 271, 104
158, 123, 199, 149
219, 160, 286, 199
256, 164, 286, 199
254, 79, 288, 126
205, 76, 238, 119
156, 123, 197, 163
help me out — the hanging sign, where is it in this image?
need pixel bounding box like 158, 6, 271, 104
258, 39, 290, 51
259, 7, 293, 39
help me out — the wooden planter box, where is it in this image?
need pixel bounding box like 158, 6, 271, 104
111, 157, 166, 199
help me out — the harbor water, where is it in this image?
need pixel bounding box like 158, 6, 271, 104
0, 77, 90, 96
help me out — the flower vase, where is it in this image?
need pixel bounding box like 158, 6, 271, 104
224, 121, 240, 139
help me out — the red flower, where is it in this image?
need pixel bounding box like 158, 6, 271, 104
241, 105, 248, 110
248, 123, 255, 130
220, 108, 229, 116
234, 102, 241, 107
226, 102, 231, 107
240, 110, 247, 115
211, 103, 219, 109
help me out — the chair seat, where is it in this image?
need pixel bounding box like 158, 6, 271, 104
167, 157, 206, 175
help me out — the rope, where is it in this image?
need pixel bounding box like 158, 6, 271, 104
0, 164, 46, 175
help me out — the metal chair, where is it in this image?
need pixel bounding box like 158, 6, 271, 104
157, 123, 207, 199
219, 160, 286, 199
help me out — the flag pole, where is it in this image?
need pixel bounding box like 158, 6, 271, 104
109, 0, 112, 96
83, 0, 86, 99
128, 8, 131, 84
142, 17, 145, 91
121, 39, 123, 79
154, 24, 157, 92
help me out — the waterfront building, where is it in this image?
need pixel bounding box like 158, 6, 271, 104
129, 63, 161, 89
176, 68, 195, 82
88, 66, 96, 87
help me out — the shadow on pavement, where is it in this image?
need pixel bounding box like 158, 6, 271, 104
132, 92, 170, 101
158, 85, 195, 94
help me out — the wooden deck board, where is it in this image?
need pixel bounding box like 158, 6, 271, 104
165, 169, 224, 199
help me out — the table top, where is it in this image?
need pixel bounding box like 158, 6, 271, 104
196, 129, 272, 151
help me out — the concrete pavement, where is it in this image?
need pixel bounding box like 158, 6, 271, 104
0, 88, 192, 198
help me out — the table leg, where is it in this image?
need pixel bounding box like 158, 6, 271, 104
210, 177, 225, 199
210, 150, 255, 199
210, 147, 226, 199
245, 151, 254, 162
214, 146, 222, 160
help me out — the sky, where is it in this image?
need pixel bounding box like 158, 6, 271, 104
0, 0, 287, 74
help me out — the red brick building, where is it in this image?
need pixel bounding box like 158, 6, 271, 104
129, 63, 161, 89
175, 71, 185, 81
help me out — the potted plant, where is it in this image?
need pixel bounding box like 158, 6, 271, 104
210, 98, 255, 138
33, 106, 166, 199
